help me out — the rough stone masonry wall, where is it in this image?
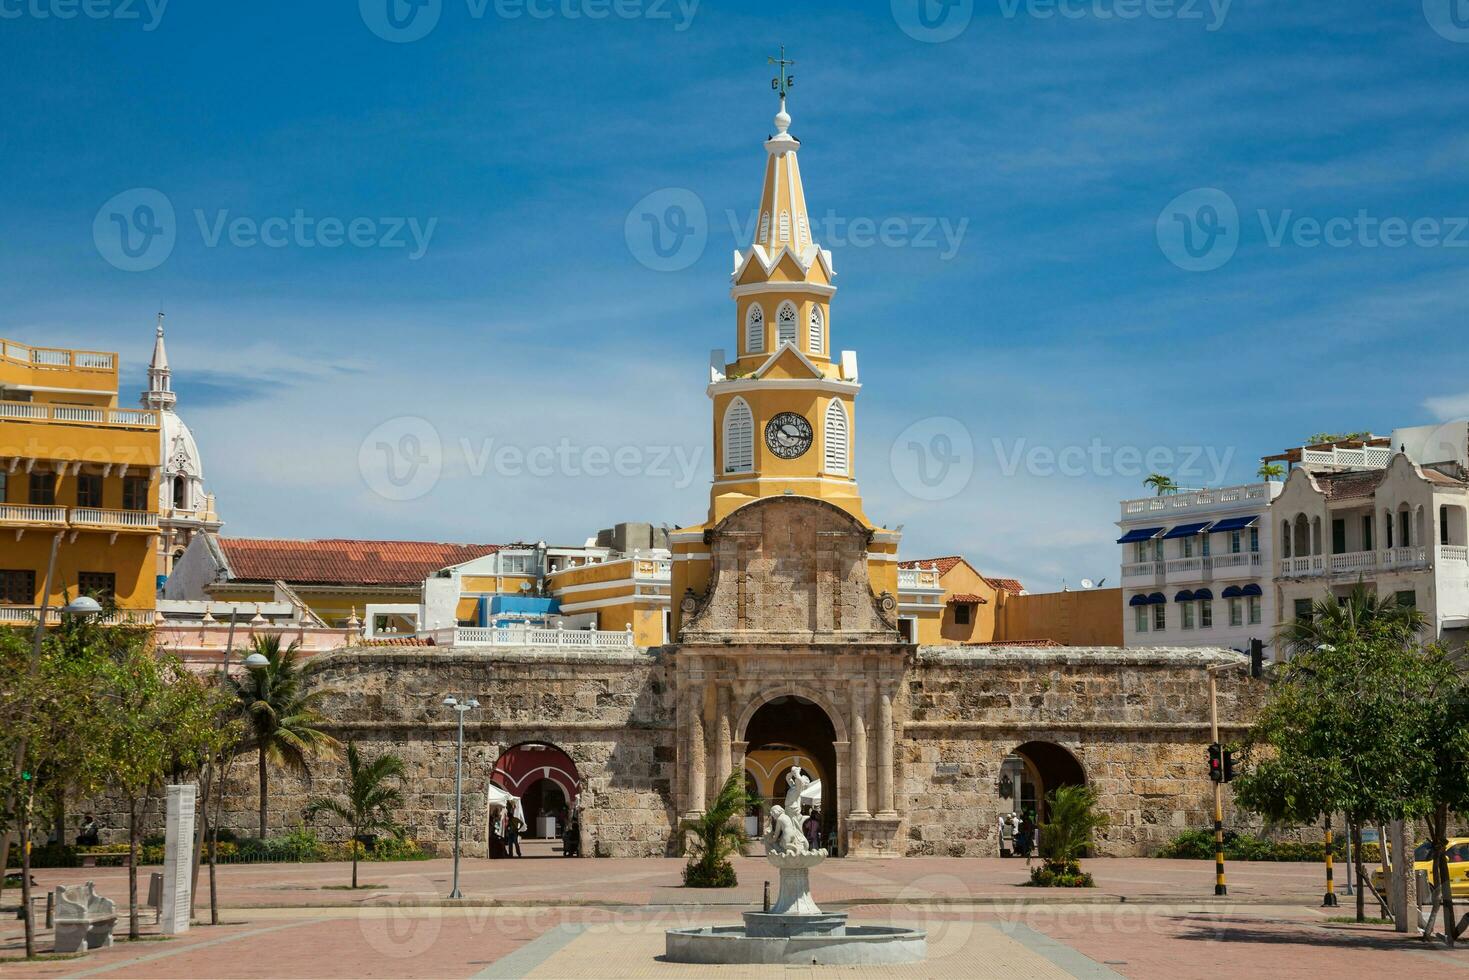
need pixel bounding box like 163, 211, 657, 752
113, 646, 682, 859
900, 646, 1264, 857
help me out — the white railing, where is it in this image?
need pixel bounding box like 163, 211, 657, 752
439, 625, 637, 649
1282, 547, 1434, 577
0, 400, 157, 428
1329, 550, 1378, 574
1121, 561, 1161, 578
70, 508, 159, 530
634, 558, 672, 580
0, 504, 68, 525
1, 339, 115, 371
1442, 545, 1469, 564
1121, 483, 1270, 517
1165, 557, 1203, 575
1208, 553, 1259, 570
1300, 445, 1392, 469
898, 565, 943, 591
0, 606, 151, 626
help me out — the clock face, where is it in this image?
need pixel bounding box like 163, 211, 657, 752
765, 412, 813, 459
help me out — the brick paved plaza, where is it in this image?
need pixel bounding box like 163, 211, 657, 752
5, 854, 1466, 978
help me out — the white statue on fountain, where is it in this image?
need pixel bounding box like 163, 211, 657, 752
782, 765, 811, 814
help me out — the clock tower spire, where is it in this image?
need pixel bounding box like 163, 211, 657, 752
670, 61, 902, 636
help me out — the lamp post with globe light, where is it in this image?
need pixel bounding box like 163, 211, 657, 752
443, 695, 479, 899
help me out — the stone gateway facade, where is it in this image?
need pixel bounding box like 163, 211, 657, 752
176, 639, 1260, 860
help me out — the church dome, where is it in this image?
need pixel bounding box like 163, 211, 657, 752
161, 408, 204, 486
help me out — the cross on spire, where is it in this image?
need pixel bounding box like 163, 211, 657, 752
768, 46, 795, 100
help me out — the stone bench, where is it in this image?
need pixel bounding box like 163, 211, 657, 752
53, 881, 116, 954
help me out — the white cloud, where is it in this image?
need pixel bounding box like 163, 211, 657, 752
1425, 392, 1469, 421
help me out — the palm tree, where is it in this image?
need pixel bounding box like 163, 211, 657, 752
1277, 582, 1427, 658
304, 743, 406, 888
1143, 473, 1178, 496
680, 773, 747, 887
1257, 462, 1285, 482
1038, 784, 1108, 872
230, 635, 339, 838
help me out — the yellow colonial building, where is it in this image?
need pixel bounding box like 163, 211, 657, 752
669, 93, 902, 634
0, 336, 161, 620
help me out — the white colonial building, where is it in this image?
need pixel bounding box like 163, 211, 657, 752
140, 315, 222, 583
1270, 423, 1469, 648
1118, 481, 1282, 656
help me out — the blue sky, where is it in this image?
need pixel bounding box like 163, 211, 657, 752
3, 0, 1468, 590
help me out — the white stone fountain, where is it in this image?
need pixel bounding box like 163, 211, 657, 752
665, 783, 926, 965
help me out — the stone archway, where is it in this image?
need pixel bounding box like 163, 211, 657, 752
492, 742, 580, 840
742, 696, 839, 850
999, 741, 1085, 825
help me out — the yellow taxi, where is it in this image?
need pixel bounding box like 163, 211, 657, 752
1371, 839, 1469, 897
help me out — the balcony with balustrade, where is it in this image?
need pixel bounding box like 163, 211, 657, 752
0, 504, 158, 537
428, 624, 638, 649
1120, 483, 1275, 520
1, 338, 120, 399
1278, 545, 1466, 579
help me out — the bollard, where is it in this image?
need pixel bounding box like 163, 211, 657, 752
763, 881, 770, 913
45, 891, 53, 929
1322, 820, 1339, 908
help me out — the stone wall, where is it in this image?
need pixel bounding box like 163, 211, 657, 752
899, 646, 1263, 857
81, 643, 1264, 859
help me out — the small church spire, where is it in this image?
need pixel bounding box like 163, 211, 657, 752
768, 46, 795, 135
142, 310, 176, 410
750, 47, 813, 253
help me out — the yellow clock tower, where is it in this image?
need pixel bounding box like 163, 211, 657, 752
670, 69, 902, 635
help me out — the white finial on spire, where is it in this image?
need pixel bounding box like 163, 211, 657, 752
142, 310, 177, 410
769, 46, 795, 136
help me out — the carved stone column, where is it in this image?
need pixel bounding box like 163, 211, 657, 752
713, 684, 732, 792
876, 686, 896, 816
686, 681, 706, 815
849, 682, 870, 817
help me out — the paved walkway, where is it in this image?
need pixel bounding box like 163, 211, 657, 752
4, 857, 1465, 978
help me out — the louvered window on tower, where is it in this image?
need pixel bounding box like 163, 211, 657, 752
777, 302, 798, 346
758, 211, 770, 243
798, 213, 809, 244
824, 400, 849, 476
808, 305, 823, 354
724, 398, 754, 474
746, 304, 765, 354
779, 210, 791, 242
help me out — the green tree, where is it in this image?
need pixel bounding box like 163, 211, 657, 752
1276, 583, 1426, 658
1038, 784, 1108, 870
680, 773, 747, 888
1143, 473, 1179, 496
1257, 462, 1285, 481
304, 743, 406, 888
229, 636, 339, 837
1305, 431, 1373, 446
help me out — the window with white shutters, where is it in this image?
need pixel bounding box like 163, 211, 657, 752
776, 302, 798, 346
745, 304, 765, 354
824, 399, 849, 476
808, 305, 823, 354
724, 398, 754, 474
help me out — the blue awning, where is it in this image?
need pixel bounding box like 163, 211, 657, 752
1221, 585, 1244, 599
1209, 516, 1259, 534
1163, 521, 1214, 539
1131, 592, 1167, 606
1175, 589, 1196, 602
1117, 526, 1165, 544
1240, 583, 1263, 597
1193, 588, 1214, 601
488, 595, 561, 616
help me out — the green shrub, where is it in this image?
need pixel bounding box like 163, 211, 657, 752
1027, 860, 1094, 887
1159, 829, 1373, 862
9, 844, 79, 869
683, 860, 738, 888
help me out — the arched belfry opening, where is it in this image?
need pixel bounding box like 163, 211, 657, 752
742, 695, 838, 848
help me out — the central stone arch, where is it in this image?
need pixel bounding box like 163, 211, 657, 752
739, 689, 844, 854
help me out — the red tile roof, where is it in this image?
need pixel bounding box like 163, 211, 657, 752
899, 556, 967, 576
1315, 470, 1387, 500
947, 593, 988, 604
219, 538, 501, 587
899, 556, 1026, 595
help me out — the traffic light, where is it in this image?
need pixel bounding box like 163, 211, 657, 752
1249, 638, 1264, 679
1208, 742, 1223, 783
1223, 747, 1236, 783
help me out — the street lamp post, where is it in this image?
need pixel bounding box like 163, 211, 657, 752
443, 695, 479, 899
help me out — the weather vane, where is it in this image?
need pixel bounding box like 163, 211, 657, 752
768, 46, 795, 99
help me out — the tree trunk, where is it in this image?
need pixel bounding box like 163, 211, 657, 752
1353, 823, 1365, 923
258, 748, 268, 839
128, 798, 140, 940
191, 764, 212, 914
1377, 824, 1392, 920
20, 790, 35, 959
1434, 805, 1457, 946
1392, 818, 1412, 933
352, 850, 358, 889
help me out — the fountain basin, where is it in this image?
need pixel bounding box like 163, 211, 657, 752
664, 924, 927, 965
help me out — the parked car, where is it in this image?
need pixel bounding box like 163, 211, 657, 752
1371, 839, 1469, 897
